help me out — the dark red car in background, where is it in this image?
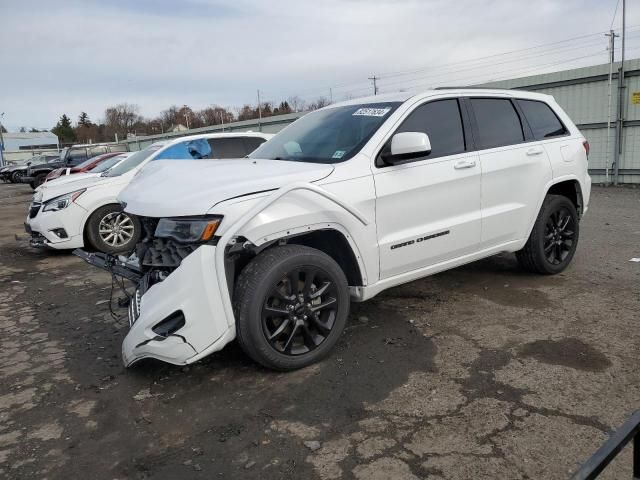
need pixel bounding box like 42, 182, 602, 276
45, 152, 123, 182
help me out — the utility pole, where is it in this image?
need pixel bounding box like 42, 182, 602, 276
183, 105, 190, 130
604, 29, 619, 185
0, 113, 5, 167
257, 89, 262, 132
329, 88, 333, 104
368, 75, 379, 95
614, 0, 626, 185
219, 111, 225, 132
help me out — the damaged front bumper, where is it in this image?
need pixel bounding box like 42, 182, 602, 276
74, 245, 235, 366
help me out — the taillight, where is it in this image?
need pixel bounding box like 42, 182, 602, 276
582, 140, 590, 156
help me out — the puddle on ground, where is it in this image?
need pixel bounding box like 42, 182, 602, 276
518, 338, 611, 372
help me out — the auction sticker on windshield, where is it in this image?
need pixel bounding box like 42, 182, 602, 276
353, 107, 391, 117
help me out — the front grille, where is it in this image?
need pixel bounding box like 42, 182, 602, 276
139, 238, 199, 268
29, 202, 41, 218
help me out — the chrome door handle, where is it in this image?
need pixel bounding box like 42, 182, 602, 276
454, 159, 476, 169
526, 147, 544, 156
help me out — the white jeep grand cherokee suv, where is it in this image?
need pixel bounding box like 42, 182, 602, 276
78, 88, 590, 370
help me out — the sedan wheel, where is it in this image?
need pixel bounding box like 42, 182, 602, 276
86, 204, 140, 254
98, 212, 135, 248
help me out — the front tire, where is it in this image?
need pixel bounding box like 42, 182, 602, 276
85, 204, 140, 254
234, 245, 350, 371
11, 171, 23, 183
32, 173, 47, 189
516, 194, 579, 274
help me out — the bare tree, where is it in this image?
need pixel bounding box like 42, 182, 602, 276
104, 103, 143, 138
287, 96, 306, 112
160, 105, 180, 129
198, 106, 235, 126
308, 97, 330, 111
237, 105, 257, 121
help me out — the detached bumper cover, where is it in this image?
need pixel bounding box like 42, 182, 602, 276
78, 244, 234, 366
124, 245, 234, 366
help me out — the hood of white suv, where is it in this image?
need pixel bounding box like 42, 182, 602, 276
119, 158, 334, 217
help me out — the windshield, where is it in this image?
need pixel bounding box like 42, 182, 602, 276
249, 102, 401, 164
91, 155, 126, 173
104, 144, 165, 176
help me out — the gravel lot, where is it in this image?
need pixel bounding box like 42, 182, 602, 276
0, 182, 638, 480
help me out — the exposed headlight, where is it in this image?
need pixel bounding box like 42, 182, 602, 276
155, 216, 222, 243
42, 189, 86, 212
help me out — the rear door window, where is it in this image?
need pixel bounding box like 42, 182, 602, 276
517, 99, 567, 140
208, 138, 248, 158
470, 98, 525, 149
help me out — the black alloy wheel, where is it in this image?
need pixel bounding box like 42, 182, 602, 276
516, 194, 580, 274
234, 245, 350, 370
262, 267, 339, 355
543, 206, 576, 265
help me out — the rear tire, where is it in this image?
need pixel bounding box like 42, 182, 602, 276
85, 204, 140, 254
516, 194, 579, 275
234, 245, 350, 371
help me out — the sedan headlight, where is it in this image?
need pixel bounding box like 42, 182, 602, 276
154, 216, 222, 243
42, 189, 86, 212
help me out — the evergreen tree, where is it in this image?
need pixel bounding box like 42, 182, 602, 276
51, 114, 76, 143
78, 112, 91, 127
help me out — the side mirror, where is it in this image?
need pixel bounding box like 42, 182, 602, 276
27, 161, 32, 166
382, 132, 431, 165
391, 132, 431, 157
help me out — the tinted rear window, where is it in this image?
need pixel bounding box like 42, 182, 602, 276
243, 137, 267, 154
470, 98, 524, 149
209, 138, 248, 158
518, 99, 567, 140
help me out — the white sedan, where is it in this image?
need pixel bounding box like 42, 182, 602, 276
25, 132, 272, 253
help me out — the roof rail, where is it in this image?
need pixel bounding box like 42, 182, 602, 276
434, 86, 515, 90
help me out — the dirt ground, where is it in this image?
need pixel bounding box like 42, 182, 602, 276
0, 182, 638, 480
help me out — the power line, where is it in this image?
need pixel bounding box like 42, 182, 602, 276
265, 24, 640, 107
611, 0, 621, 30
289, 25, 640, 102
374, 37, 620, 90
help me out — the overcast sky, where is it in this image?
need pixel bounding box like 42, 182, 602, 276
1, 0, 638, 131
